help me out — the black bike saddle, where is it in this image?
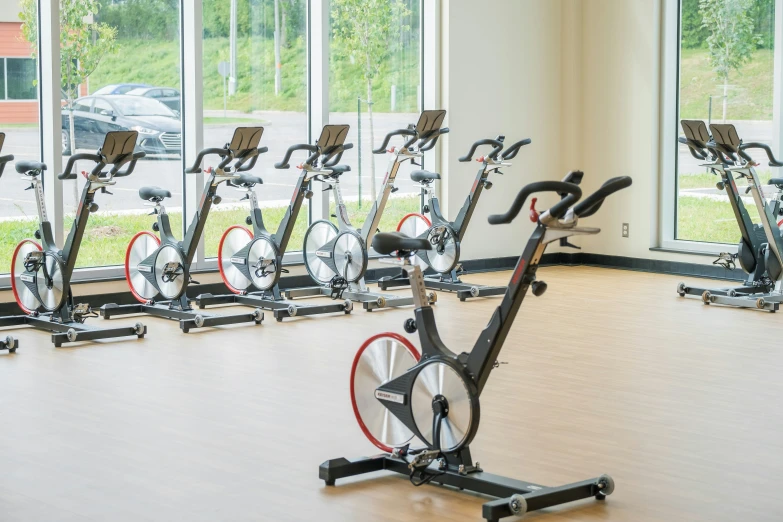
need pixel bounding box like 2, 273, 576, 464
410, 170, 440, 183
233, 173, 263, 187
373, 232, 432, 256
15, 161, 47, 175
328, 165, 351, 177
139, 186, 172, 202
770, 178, 783, 189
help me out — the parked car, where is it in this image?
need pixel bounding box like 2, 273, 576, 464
61, 95, 181, 157
126, 87, 181, 113
93, 83, 151, 95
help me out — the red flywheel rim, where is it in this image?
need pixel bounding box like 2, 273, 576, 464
11, 239, 42, 313
350, 332, 421, 453
125, 231, 160, 304
397, 212, 431, 231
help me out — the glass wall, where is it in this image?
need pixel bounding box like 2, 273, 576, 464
201, 0, 308, 258
0, 0, 40, 274
59, 0, 183, 268
328, 0, 421, 234
676, 0, 775, 243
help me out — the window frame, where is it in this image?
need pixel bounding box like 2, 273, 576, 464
659, 0, 783, 255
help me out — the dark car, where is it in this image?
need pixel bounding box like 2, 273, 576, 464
93, 83, 151, 95
61, 95, 181, 156
126, 87, 181, 113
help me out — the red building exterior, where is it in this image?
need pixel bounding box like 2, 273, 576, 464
0, 19, 38, 124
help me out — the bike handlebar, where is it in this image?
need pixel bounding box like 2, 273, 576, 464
0, 154, 13, 178
185, 147, 232, 174
489, 181, 582, 225
111, 151, 146, 177
418, 127, 449, 152
501, 138, 532, 160
275, 144, 319, 169
572, 176, 633, 218
459, 138, 505, 162
59, 153, 102, 180
373, 128, 417, 154
232, 146, 267, 172
739, 142, 783, 167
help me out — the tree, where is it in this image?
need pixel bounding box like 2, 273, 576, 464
699, 0, 760, 121
332, 0, 410, 202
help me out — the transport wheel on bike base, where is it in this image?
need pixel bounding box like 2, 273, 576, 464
304, 220, 338, 284
351, 333, 421, 452
11, 239, 42, 313
218, 225, 253, 294
126, 231, 161, 303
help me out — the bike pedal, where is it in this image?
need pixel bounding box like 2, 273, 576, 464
409, 450, 440, 470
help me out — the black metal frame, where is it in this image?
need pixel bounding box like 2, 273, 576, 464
100, 130, 266, 332
321, 176, 632, 521
0, 131, 148, 348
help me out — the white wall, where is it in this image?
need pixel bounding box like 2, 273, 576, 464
441, 0, 715, 266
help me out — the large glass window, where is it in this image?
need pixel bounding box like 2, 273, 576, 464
201, 0, 308, 259
328, 0, 421, 234
676, 0, 775, 243
57, 0, 183, 268
0, 1, 41, 274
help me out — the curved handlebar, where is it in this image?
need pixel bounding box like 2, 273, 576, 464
459, 138, 504, 162
418, 127, 449, 152
373, 129, 417, 154
572, 176, 633, 218
111, 151, 146, 177
59, 153, 103, 180
275, 144, 319, 169
739, 142, 783, 167
500, 138, 532, 160
185, 147, 230, 174
680, 136, 709, 161
489, 181, 582, 225
323, 143, 353, 168
0, 154, 14, 178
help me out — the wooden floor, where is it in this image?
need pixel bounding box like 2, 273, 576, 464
1, 266, 782, 522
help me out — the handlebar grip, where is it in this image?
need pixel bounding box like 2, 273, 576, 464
739, 142, 783, 167
275, 143, 319, 169
500, 138, 532, 160
343, 143, 353, 150
113, 151, 146, 177
489, 181, 582, 225
258, 146, 269, 155
459, 138, 504, 162
418, 127, 450, 152
373, 129, 417, 154
573, 176, 633, 218
59, 153, 102, 180
185, 147, 229, 174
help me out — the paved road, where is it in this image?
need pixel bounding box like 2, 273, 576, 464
0, 111, 423, 219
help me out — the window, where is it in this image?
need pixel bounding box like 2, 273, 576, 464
200, 0, 308, 259
674, 0, 776, 245
61, 0, 183, 269
4, 58, 37, 100
328, 0, 422, 233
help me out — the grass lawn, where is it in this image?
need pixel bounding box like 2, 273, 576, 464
679, 48, 774, 121
676, 195, 752, 244
0, 195, 420, 272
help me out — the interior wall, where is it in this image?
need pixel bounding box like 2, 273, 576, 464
442, 0, 716, 265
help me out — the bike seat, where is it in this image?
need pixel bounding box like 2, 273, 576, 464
139, 186, 172, 202
233, 173, 263, 187
327, 164, 351, 177
373, 232, 432, 256
15, 161, 47, 176
410, 170, 440, 183
770, 177, 783, 189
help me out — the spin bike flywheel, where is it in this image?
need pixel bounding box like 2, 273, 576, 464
154, 244, 188, 300
303, 220, 338, 285
125, 231, 161, 303
11, 239, 42, 313
247, 236, 281, 291
410, 359, 479, 453
34, 253, 66, 312
218, 225, 253, 294
397, 213, 431, 269
426, 224, 460, 274
351, 333, 421, 452
334, 230, 367, 283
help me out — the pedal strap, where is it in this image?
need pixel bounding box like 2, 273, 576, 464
328, 275, 348, 299
713, 252, 736, 270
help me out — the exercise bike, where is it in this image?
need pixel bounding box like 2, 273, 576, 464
0, 133, 19, 352
100, 127, 266, 331
1, 131, 146, 347
684, 123, 783, 311
676, 120, 776, 304
320, 173, 632, 521
195, 125, 353, 321
378, 134, 532, 301
284, 111, 443, 311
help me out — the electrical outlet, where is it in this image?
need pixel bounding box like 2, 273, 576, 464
622, 223, 629, 238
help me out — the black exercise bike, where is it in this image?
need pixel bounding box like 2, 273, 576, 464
321, 173, 633, 522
